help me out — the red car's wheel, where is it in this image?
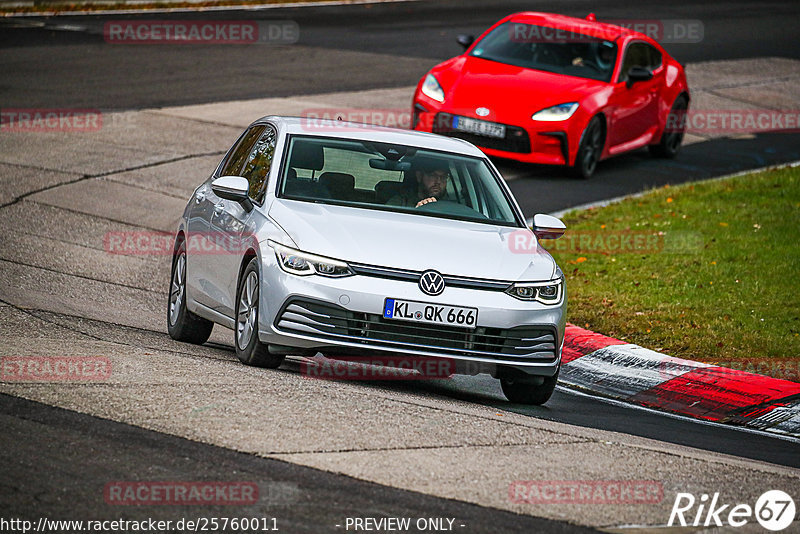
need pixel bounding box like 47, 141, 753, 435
572, 116, 605, 179
650, 96, 689, 158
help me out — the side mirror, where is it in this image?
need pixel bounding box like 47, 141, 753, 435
626, 66, 653, 88
211, 176, 253, 211
457, 34, 475, 50
532, 214, 566, 240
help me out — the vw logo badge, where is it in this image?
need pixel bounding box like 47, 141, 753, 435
419, 270, 445, 296
475, 107, 491, 117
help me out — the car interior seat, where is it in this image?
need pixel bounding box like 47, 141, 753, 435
318, 172, 355, 201
282, 141, 331, 199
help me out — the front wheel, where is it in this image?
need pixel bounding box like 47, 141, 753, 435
167, 239, 214, 344
572, 116, 605, 179
500, 369, 559, 405
235, 258, 285, 369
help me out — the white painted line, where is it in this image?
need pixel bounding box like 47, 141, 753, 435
555, 385, 800, 445
1, 0, 421, 17
749, 400, 800, 437
561, 344, 712, 399
50, 24, 88, 31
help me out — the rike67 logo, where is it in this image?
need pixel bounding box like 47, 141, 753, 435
669, 490, 795, 531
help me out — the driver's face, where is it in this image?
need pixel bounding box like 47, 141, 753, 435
417, 169, 449, 198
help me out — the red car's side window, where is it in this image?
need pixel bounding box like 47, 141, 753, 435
618, 42, 662, 83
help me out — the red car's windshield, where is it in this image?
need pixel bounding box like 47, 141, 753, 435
470, 22, 618, 82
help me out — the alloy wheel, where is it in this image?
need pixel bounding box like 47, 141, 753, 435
237, 271, 259, 349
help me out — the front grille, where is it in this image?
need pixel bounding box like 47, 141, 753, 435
275, 298, 557, 361
349, 263, 512, 291
432, 113, 531, 154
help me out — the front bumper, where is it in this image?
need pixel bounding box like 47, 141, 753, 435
257, 260, 566, 376
413, 105, 576, 166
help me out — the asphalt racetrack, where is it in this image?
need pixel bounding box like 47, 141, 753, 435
1, 1, 799, 531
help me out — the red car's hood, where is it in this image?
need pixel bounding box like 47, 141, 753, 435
436, 56, 607, 120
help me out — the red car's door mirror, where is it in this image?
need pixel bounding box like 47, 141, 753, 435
626, 66, 654, 88
457, 34, 475, 50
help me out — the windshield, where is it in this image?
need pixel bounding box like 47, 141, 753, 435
278, 135, 521, 227
470, 22, 618, 82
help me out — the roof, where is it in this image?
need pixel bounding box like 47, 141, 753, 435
259, 116, 486, 157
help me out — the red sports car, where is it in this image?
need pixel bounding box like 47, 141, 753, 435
412, 12, 690, 178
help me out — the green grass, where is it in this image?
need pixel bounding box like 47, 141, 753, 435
544, 165, 800, 380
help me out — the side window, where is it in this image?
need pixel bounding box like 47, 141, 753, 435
220, 125, 266, 177
648, 45, 663, 70
241, 125, 277, 204
618, 42, 651, 83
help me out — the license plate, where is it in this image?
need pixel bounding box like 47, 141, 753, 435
452, 116, 506, 139
383, 298, 478, 329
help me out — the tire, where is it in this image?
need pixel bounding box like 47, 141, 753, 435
167, 239, 214, 344
235, 257, 285, 368
572, 116, 605, 179
500, 369, 559, 405
650, 96, 688, 158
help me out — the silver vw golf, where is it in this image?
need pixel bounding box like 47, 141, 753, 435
168, 116, 567, 404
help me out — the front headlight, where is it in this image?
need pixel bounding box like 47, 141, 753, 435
531, 103, 579, 121
420, 74, 445, 103
506, 278, 563, 304
269, 241, 354, 278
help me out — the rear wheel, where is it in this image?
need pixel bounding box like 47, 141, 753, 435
500, 369, 559, 405
235, 258, 285, 368
167, 239, 214, 344
650, 96, 688, 158
572, 116, 605, 179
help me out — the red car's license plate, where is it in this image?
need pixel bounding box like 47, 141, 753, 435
452, 116, 506, 138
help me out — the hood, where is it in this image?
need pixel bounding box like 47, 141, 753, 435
268, 199, 555, 282
435, 56, 607, 120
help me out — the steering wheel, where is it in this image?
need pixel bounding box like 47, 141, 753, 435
580, 59, 605, 73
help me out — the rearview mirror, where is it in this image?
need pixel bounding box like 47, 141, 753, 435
457, 34, 475, 50
532, 214, 566, 240
626, 66, 653, 87
211, 176, 253, 211
369, 158, 411, 171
